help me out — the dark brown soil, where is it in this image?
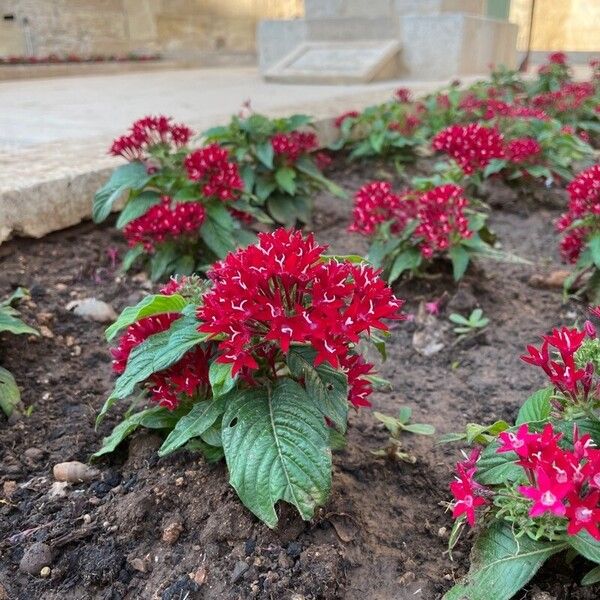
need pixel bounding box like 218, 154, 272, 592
0, 157, 596, 600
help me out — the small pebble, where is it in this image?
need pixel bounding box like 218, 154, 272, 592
40, 566, 51, 578
66, 298, 117, 323
19, 542, 52, 575
53, 461, 100, 483
162, 521, 184, 545
231, 561, 249, 584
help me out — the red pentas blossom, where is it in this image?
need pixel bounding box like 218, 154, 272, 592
432, 124, 505, 175
271, 131, 318, 163
533, 82, 594, 114
196, 229, 404, 406
395, 87, 411, 103
184, 143, 243, 201
549, 51, 568, 65
499, 423, 600, 539
349, 181, 417, 236
450, 448, 488, 526
505, 137, 542, 164
556, 165, 600, 263
334, 110, 360, 128
414, 184, 472, 259
109, 115, 194, 161
123, 196, 206, 251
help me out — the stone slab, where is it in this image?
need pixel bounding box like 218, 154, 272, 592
265, 40, 402, 84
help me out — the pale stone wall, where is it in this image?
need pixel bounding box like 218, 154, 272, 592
510, 0, 600, 52
0, 0, 302, 57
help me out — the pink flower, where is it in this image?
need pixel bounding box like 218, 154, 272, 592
425, 300, 441, 316
519, 467, 573, 517
450, 450, 487, 526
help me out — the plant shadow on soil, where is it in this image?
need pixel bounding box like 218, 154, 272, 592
0, 155, 597, 599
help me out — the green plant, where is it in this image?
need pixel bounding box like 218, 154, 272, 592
0, 288, 39, 416
449, 308, 489, 336
203, 112, 344, 227
372, 406, 435, 463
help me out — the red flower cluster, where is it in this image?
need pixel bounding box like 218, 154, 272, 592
556, 165, 600, 263
549, 51, 568, 65
521, 325, 592, 403
184, 143, 243, 201
123, 196, 206, 251
414, 184, 472, 259
334, 110, 360, 128
271, 131, 318, 163
505, 137, 542, 164
111, 281, 211, 409
459, 96, 548, 121
432, 124, 505, 175
498, 423, 600, 540
349, 181, 416, 236
196, 229, 404, 407
532, 82, 594, 114
395, 87, 412, 103
450, 448, 488, 526
388, 114, 421, 136
109, 115, 194, 161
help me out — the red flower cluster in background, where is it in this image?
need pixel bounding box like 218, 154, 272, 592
271, 131, 318, 163
556, 164, 600, 263
432, 123, 505, 175
459, 95, 549, 121
109, 115, 194, 161
532, 82, 595, 114
123, 196, 206, 251
184, 143, 243, 201
395, 87, 412, 103
415, 184, 472, 259
521, 325, 592, 403
505, 137, 542, 164
197, 229, 404, 406
498, 423, 599, 540
111, 280, 212, 409
349, 181, 416, 236
334, 110, 360, 128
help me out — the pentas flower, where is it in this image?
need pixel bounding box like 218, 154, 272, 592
533, 82, 594, 114
349, 181, 416, 236
184, 144, 243, 201
505, 137, 542, 164
109, 115, 194, 160
414, 184, 472, 259
549, 51, 568, 65
123, 196, 206, 251
196, 229, 404, 406
395, 87, 411, 103
388, 115, 421, 136
340, 353, 375, 408
334, 110, 360, 128
271, 131, 318, 163
432, 124, 505, 175
450, 448, 488, 526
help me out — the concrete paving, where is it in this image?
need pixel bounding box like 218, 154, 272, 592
0, 66, 480, 244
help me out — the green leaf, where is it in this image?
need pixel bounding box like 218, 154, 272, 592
200, 203, 236, 258
588, 235, 600, 269
0, 366, 20, 417
568, 531, 600, 564
185, 438, 225, 463
255, 141, 274, 169
476, 442, 523, 485
255, 177, 277, 202
92, 406, 180, 458
388, 248, 422, 283
515, 387, 553, 425
0, 310, 39, 336
266, 194, 300, 227
158, 396, 226, 456
116, 191, 161, 228
369, 130, 385, 153
287, 345, 348, 433
111, 313, 207, 401
398, 406, 412, 424
443, 521, 568, 600
582, 565, 600, 585
106, 294, 188, 341
275, 167, 297, 195
483, 158, 508, 178
449, 245, 470, 281
150, 244, 177, 281
221, 378, 332, 528
121, 245, 144, 271
93, 162, 150, 223
295, 157, 347, 198
209, 362, 236, 398
402, 423, 435, 435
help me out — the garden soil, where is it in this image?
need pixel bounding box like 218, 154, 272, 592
0, 157, 597, 600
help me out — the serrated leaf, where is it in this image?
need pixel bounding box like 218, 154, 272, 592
106, 294, 188, 341
515, 387, 553, 425
92, 406, 180, 458
287, 345, 348, 433
221, 378, 332, 528
443, 521, 568, 600
116, 191, 161, 228
158, 396, 226, 456
0, 366, 20, 417
93, 162, 150, 223
209, 361, 236, 398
